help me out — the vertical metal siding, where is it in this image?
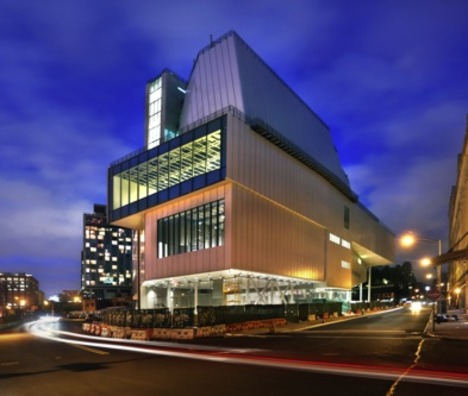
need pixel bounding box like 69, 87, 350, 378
230, 184, 326, 280
180, 35, 243, 127
142, 185, 229, 281
181, 32, 349, 186
227, 115, 393, 269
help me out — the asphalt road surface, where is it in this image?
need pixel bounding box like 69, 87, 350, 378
1, 306, 467, 395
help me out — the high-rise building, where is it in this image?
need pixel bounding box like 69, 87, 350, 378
81, 204, 133, 309
0, 272, 40, 310
107, 31, 395, 310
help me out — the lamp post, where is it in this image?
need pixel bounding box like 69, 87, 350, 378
400, 232, 443, 320
400, 233, 442, 257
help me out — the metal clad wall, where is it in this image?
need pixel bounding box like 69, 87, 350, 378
230, 183, 326, 280
143, 185, 229, 281
180, 35, 243, 127
180, 32, 349, 186
226, 114, 393, 284
227, 114, 345, 233
232, 36, 348, 186
350, 207, 395, 262
142, 32, 394, 287
326, 240, 353, 289
140, 113, 393, 287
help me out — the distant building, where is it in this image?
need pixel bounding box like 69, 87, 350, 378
0, 272, 40, 310
59, 290, 82, 303
81, 204, 133, 309
447, 116, 468, 309
107, 31, 394, 310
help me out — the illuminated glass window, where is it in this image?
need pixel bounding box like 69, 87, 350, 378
147, 78, 162, 149
341, 239, 351, 249
158, 152, 170, 190
112, 129, 222, 210
329, 233, 341, 245
157, 199, 225, 258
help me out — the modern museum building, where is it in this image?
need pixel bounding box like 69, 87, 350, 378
107, 31, 395, 310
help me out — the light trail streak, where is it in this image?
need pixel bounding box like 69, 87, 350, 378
26, 320, 264, 354
25, 319, 468, 390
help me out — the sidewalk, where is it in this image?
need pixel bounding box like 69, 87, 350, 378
425, 309, 468, 341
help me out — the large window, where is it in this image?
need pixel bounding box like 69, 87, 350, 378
109, 116, 226, 223
157, 200, 225, 258
112, 129, 222, 210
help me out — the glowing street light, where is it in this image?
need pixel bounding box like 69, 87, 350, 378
420, 257, 432, 267
400, 231, 444, 323
399, 231, 443, 287
399, 232, 442, 256
400, 233, 417, 248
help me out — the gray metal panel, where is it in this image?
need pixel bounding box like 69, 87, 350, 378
180, 31, 349, 186
232, 35, 348, 186
180, 34, 244, 126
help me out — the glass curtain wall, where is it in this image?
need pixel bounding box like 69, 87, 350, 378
112, 129, 222, 210
157, 199, 225, 258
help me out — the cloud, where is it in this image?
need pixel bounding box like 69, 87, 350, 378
346, 153, 456, 238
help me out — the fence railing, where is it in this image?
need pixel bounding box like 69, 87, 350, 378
98, 301, 365, 329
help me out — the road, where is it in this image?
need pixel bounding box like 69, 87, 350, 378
0, 306, 467, 395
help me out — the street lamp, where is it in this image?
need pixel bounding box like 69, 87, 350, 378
399, 232, 442, 257
400, 233, 417, 248
420, 257, 432, 267
400, 232, 444, 321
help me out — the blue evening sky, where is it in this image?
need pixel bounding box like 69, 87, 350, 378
1, 0, 467, 297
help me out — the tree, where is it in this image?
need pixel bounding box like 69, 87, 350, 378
370, 262, 417, 302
